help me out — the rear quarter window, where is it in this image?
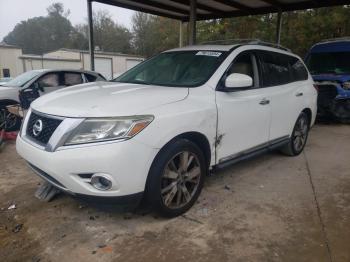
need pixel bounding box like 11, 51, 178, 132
64, 72, 83, 86
259, 51, 308, 87
289, 57, 308, 81
85, 73, 106, 82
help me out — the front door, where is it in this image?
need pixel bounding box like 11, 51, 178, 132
36, 72, 63, 95
215, 51, 271, 164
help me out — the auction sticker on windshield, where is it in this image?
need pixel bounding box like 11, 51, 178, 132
196, 51, 222, 57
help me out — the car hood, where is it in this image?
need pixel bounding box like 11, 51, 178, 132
0, 85, 19, 100
312, 74, 350, 83
0, 85, 18, 91
31, 81, 189, 117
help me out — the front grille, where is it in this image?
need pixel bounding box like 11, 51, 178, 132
26, 112, 62, 145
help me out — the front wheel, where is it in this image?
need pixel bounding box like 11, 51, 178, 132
145, 139, 207, 217
0, 108, 22, 131
281, 112, 309, 156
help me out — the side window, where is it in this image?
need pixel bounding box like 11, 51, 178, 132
85, 73, 97, 82
259, 51, 290, 87
64, 72, 83, 86
289, 57, 308, 81
224, 52, 259, 88
37, 73, 60, 88
84, 73, 106, 82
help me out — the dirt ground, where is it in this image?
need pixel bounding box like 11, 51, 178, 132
0, 124, 349, 262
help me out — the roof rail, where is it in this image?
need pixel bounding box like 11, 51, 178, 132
320, 37, 350, 43
199, 38, 290, 52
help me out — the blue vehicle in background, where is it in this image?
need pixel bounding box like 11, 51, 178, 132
305, 38, 350, 122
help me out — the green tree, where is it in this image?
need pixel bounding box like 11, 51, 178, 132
132, 12, 180, 57
93, 10, 132, 53
72, 10, 133, 54
132, 12, 156, 57
196, 6, 350, 57
3, 2, 75, 54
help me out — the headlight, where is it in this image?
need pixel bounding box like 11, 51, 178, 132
64, 115, 154, 145
342, 82, 350, 90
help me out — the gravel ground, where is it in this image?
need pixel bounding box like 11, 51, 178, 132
0, 124, 349, 262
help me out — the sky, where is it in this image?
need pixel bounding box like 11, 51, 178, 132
0, 0, 135, 40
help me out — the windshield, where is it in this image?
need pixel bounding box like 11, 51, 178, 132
113, 51, 227, 87
4, 70, 42, 87
306, 52, 350, 75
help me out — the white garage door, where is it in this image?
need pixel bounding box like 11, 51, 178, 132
126, 59, 142, 70
95, 58, 112, 79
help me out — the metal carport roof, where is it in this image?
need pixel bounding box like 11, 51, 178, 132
93, 0, 350, 21
86, 0, 350, 70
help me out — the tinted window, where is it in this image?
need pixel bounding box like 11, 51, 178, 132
289, 57, 308, 81
64, 72, 83, 86
37, 73, 60, 88
259, 51, 290, 86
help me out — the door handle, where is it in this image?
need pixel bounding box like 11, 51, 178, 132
296, 92, 303, 97
259, 98, 270, 105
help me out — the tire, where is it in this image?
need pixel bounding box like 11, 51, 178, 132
280, 112, 309, 156
0, 108, 22, 131
145, 138, 207, 217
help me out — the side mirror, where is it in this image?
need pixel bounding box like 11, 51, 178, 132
225, 73, 253, 89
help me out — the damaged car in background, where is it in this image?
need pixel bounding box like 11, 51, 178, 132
0, 69, 106, 131
306, 38, 350, 123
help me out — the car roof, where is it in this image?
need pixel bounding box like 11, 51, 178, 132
29, 69, 100, 75
165, 41, 292, 54
167, 44, 239, 52
310, 40, 350, 53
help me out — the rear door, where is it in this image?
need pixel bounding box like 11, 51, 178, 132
257, 51, 307, 141
215, 50, 271, 163
63, 72, 84, 87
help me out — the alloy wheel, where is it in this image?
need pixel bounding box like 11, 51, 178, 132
161, 151, 201, 209
293, 116, 308, 152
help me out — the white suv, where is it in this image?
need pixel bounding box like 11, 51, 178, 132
16, 43, 317, 217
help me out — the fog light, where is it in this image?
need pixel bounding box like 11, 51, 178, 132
91, 174, 113, 191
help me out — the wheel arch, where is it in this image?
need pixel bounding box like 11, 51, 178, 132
151, 131, 212, 169
0, 99, 19, 109
175, 132, 211, 168
302, 108, 312, 127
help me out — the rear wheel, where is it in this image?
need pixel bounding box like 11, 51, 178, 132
146, 139, 206, 217
281, 112, 309, 156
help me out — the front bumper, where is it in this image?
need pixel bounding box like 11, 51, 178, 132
16, 134, 159, 197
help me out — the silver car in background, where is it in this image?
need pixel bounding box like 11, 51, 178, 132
0, 69, 106, 131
